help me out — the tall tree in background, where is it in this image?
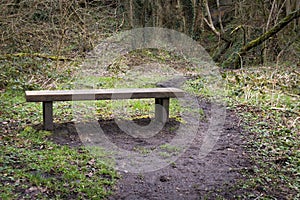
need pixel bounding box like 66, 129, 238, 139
118, 0, 300, 68
120, 0, 199, 36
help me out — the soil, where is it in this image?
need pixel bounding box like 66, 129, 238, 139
49, 97, 251, 199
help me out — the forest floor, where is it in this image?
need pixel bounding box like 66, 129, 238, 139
1, 51, 299, 199
49, 98, 251, 199
42, 60, 300, 199
1, 1, 299, 198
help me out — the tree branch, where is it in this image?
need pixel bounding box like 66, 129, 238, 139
222, 8, 300, 68
240, 8, 300, 56
0, 53, 73, 61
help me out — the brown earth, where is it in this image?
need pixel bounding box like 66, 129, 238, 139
49, 97, 252, 199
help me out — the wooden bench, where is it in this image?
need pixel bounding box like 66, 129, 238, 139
25, 88, 184, 131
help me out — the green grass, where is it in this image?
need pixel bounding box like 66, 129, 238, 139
159, 144, 182, 153
157, 144, 182, 159
133, 146, 152, 155
0, 126, 117, 199
183, 65, 299, 198
0, 58, 75, 91
93, 98, 182, 121
222, 65, 299, 198
0, 90, 42, 124
73, 73, 185, 121
0, 52, 186, 198
0, 88, 118, 199
1, 45, 298, 199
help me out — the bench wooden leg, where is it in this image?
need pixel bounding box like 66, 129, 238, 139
43, 101, 53, 131
155, 98, 170, 123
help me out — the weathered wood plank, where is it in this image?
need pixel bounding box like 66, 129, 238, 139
43, 101, 53, 131
155, 98, 170, 122
26, 88, 184, 131
25, 88, 184, 102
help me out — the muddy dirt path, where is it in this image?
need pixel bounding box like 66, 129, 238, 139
108, 100, 250, 199
50, 98, 250, 199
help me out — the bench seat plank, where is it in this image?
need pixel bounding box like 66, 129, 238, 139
25, 88, 184, 102
25, 88, 184, 130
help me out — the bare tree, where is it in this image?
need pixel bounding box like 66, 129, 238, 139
223, 8, 300, 68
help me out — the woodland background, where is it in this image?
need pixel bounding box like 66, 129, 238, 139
1, 0, 299, 74
0, 0, 299, 199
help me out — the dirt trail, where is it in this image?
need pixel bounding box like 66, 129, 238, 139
50, 99, 250, 199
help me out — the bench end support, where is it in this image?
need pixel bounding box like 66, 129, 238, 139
155, 98, 170, 123
43, 102, 53, 131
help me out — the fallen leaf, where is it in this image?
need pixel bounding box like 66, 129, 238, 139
88, 159, 95, 165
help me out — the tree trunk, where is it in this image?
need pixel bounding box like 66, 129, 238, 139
179, 0, 194, 35
222, 8, 300, 69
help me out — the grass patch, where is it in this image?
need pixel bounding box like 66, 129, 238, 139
0, 90, 42, 126
0, 126, 117, 199
73, 72, 185, 121
222, 65, 299, 198
3, 29, 297, 198
0, 88, 118, 199
0, 57, 76, 91
94, 98, 182, 121
159, 144, 182, 153
133, 146, 153, 155
184, 65, 299, 198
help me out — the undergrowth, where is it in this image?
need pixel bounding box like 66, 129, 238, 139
184, 64, 299, 198
0, 49, 118, 200
1, 45, 299, 199
0, 5, 298, 196
0, 127, 117, 199
0, 49, 186, 199
223, 65, 299, 199
1, 92, 123, 198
